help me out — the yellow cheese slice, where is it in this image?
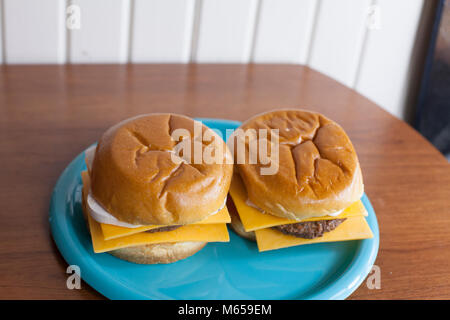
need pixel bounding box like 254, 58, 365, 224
255, 216, 373, 252
101, 206, 231, 240
80, 170, 231, 240
88, 214, 230, 253
229, 174, 367, 231
81, 170, 230, 252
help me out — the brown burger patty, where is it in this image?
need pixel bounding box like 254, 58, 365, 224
145, 225, 181, 233
273, 219, 346, 239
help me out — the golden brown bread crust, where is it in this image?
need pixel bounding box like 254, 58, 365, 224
109, 242, 207, 264
91, 113, 233, 225
234, 109, 363, 220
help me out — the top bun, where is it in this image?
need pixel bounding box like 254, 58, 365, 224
90, 113, 233, 225
234, 109, 363, 220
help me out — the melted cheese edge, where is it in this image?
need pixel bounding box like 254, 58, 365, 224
255, 217, 373, 251
229, 174, 367, 232
81, 170, 229, 252
88, 215, 229, 253
229, 174, 373, 251
101, 206, 230, 240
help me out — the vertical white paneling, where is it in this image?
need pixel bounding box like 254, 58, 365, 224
307, 0, 371, 87
69, 0, 130, 63
355, 0, 424, 119
252, 0, 317, 64
195, 0, 258, 63
131, 0, 195, 63
0, 1, 3, 64
3, 0, 65, 64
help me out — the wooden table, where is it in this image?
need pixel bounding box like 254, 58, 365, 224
1, 64, 449, 300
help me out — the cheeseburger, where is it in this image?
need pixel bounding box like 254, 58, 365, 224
228, 109, 373, 251
81, 114, 233, 263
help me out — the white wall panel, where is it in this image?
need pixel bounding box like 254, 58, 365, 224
307, 0, 371, 87
252, 0, 317, 64
131, 0, 195, 63
69, 0, 130, 63
355, 0, 424, 119
195, 0, 258, 63
3, 0, 65, 64
0, 1, 3, 64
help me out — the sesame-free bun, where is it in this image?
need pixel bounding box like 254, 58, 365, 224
234, 109, 363, 220
110, 242, 207, 264
90, 113, 233, 225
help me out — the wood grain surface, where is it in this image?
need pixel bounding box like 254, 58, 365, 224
0, 64, 449, 300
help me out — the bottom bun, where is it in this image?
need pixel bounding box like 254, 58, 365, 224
110, 241, 207, 264
227, 198, 256, 241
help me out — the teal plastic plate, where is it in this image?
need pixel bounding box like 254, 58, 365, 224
49, 118, 379, 300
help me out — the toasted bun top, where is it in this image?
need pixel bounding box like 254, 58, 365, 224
91, 113, 233, 225
233, 109, 363, 220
